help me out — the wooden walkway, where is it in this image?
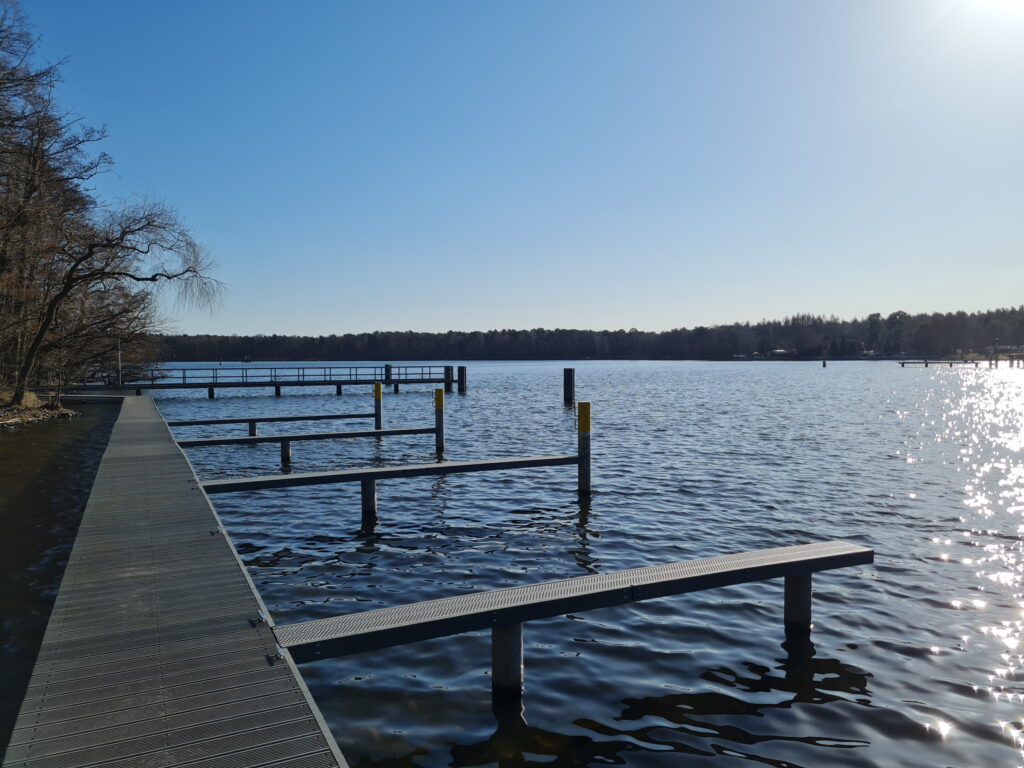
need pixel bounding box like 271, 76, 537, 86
2, 397, 347, 768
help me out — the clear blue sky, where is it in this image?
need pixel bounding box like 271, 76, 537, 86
23, 0, 1024, 335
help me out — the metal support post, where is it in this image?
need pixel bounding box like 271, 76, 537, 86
578, 401, 591, 495
373, 382, 383, 430
360, 479, 377, 527
491, 623, 524, 697
434, 389, 445, 453
784, 573, 812, 628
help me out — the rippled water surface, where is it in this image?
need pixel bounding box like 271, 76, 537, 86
157, 360, 1024, 767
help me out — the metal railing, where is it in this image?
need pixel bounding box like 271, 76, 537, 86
127, 365, 451, 385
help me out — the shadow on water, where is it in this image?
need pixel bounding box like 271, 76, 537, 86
0, 402, 118, 755
445, 638, 870, 768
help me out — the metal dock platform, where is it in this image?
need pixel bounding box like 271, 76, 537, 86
2, 396, 347, 768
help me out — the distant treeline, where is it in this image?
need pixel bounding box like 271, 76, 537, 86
157, 307, 1024, 362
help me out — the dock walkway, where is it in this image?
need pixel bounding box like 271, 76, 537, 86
3, 396, 347, 768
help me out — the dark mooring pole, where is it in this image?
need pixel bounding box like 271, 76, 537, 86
563, 368, 575, 406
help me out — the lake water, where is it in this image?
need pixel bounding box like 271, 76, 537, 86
153, 360, 1024, 767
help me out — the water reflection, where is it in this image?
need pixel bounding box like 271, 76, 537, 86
448, 639, 869, 768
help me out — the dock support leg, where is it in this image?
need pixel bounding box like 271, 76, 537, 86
822, 359, 826, 368
578, 401, 591, 496
360, 479, 377, 526
434, 389, 445, 453
280, 440, 291, 465
444, 366, 454, 393
373, 382, 383, 430
563, 368, 575, 405
207, 387, 215, 399
274, 384, 282, 397
492, 623, 524, 698
457, 365, 467, 394
248, 421, 257, 436
336, 384, 343, 395
393, 382, 400, 394
784, 573, 812, 629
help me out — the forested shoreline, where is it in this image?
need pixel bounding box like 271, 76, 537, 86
159, 307, 1024, 362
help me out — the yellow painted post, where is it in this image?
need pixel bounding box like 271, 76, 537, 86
434, 388, 445, 453
577, 401, 591, 495
373, 382, 383, 430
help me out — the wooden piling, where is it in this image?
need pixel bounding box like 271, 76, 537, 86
207, 387, 215, 399
336, 384, 343, 395
434, 388, 445, 453
393, 382, 400, 394
373, 382, 383, 430
274, 384, 282, 397
384, 364, 393, 384
563, 368, 575, 405
135, 388, 142, 396
822, 359, 826, 368
784, 573, 812, 627
281, 439, 292, 465
578, 401, 591, 495
444, 366, 454, 393
360, 479, 377, 526
248, 421, 257, 437
491, 623, 524, 696
457, 365, 467, 394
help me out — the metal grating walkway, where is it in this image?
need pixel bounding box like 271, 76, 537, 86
3, 396, 347, 768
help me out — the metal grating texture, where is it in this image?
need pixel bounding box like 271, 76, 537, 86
3, 396, 347, 768
203, 455, 580, 494
276, 541, 873, 663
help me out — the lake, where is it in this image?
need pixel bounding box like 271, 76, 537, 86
151, 360, 1024, 767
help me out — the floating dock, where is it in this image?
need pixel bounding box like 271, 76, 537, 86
2, 396, 347, 768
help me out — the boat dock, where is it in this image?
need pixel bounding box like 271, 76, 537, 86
4, 386, 874, 765
2, 396, 348, 768
74, 364, 468, 398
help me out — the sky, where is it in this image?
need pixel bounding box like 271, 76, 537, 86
21, 0, 1024, 335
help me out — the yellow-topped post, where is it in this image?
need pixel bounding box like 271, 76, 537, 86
434, 388, 445, 453
577, 401, 591, 495
373, 382, 383, 430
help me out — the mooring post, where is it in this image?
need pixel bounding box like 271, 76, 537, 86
373, 382, 383, 430
360, 479, 377, 526
457, 365, 467, 394
434, 388, 445, 453
280, 439, 291, 465
384, 364, 393, 385
274, 384, 282, 397
207, 387, 215, 399
491, 623, 524, 697
444, 365, 454, 393
336, 384, 343, 396
563, 368, 575, 405
784, 573, 812, 629
248, 420, 257, 437
578, 401, 591, 495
